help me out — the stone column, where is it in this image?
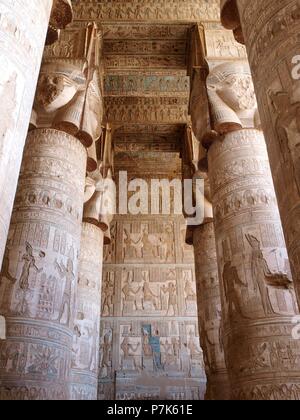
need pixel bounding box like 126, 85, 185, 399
70, 129, 115, 400
192, 221, 231, 400
220, 0, 300, 308
0, 0, 73, 269
0, 128, 86, 400
70, 222, 104, 401
205, 62, 300, 400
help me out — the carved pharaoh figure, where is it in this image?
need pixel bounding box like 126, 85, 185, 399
161, 283, 177, 316
102, 274, 114, 317
55, 249, 75, 326
122, 273, 142, 312
142, 280, 158, 311
100, 330, 112, 378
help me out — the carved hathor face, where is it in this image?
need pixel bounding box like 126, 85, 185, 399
208, 64, 257, 114
35, 74, 64, 109
219, 73, 256, 112
207, 62, 258, 132
35, 73, 78, 114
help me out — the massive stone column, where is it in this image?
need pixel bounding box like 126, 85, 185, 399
70, 123, 115, 401
70, 222, 104, 400
220, 0, 300, 308
0, 25, 101, 399
192, 220, 231, 400
182, 128, 230, 400
70, 176, 108, 400
0, 128, 86, 400
205, 62, 300, 400
0, 22, 104, 401
0, 0, 73, 269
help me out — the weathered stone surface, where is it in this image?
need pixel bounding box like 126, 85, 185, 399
99, 217, 207, 400
0, 0, 75, 270
73, 0, 220, 22
205, 61, 300, 400
209, 128, 300, 400
0, 0, 53, 269
71, 222, 104, 400
99, 168, 206, 400
1, 0, 299, 402
0, 128, 86, 400
221, 0, 300, 312
193, 222, 231, 400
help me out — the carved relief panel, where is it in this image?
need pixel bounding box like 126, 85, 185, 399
0, 0, 53, 266
99, 212, 206, 400
73, 1, 220, 22
98, 318, 206, 401
122, 221, 176, 264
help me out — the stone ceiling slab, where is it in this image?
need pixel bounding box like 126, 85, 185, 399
104, 75, 190, 97
104, 39, 187, 55
114, 151, 182, 177
113, 124, 184, 153
73, 1, 220, 22
104, 96, 189, 125
102, 23, 190, 40
104, 54, 187, 72
101, 22, 190, 73
68, 3, 214, 160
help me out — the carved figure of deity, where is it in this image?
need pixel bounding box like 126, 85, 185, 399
100, 330, 112, 377
162, 283, 177, 316
55, 250, 75, 325
102, 274, 114, 316
246, 234, 292, 316
142, 280, 158, 310
223, 260, 247, 320
19, 243, 43, 291
124, 229, 143, 259
122, 273, 142, 311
